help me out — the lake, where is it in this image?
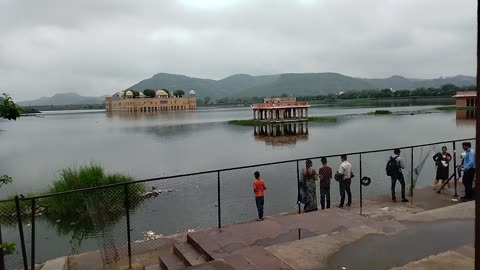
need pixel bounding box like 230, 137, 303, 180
0, 104, 475, 266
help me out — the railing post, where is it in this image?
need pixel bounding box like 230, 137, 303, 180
217, 171, 221, 229
30, 199, 36, 270
0, 223, 4, 270
124, 185, 132, 269
410, 147, 414, 206
296, 160, 301, 214
14, 196, 28, 270
359, 153, 363, 215
453, 141, 458, 197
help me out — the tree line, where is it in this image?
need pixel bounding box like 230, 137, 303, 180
197, 84, 475, 106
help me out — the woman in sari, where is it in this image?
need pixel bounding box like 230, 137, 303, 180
300, 159, 318, 212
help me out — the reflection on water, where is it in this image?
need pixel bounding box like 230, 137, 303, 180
456, 110, 476, 126
254, 122, 309, 146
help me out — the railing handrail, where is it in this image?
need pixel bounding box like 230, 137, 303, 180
7, 137, 475, 202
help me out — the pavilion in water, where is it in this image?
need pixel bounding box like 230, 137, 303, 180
252, 97, 309, 122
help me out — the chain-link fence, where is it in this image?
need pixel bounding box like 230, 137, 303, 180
0, 138, 475, 269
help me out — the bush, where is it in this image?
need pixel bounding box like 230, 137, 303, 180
368, 110, 392, 115
42, 164, 144, 217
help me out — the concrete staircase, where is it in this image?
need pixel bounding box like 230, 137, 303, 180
146, 235, 210, 270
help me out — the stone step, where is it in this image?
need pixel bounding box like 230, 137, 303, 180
159, 253, 186, 270
145, 264, 162, 270
174, 243, 207, 267
187, 233, 220, 260
41, 256, 67, 270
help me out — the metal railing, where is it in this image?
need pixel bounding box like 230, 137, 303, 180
0, 137, 475, 270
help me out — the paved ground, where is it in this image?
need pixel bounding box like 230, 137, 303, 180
66, 186, 474, 269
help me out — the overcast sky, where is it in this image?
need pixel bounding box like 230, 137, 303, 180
0, 0, 476, 101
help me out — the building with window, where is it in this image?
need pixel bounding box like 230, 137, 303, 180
252, 97, 309, 122
453, 91, 476, 107
105, 90, 197, 112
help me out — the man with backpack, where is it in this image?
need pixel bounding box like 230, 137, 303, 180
386, 149, 408, 202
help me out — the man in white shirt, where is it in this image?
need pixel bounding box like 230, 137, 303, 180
390, 148, 408, 203
338, 154, 353, 208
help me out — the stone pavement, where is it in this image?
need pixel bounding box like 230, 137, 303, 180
65, 186, 474, 270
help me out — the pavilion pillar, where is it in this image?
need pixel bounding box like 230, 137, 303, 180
306, 108, 308, 119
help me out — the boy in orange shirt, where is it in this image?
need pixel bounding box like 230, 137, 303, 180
253, 171, 266, 221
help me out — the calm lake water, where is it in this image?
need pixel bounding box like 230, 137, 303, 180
0, 104, 475, 266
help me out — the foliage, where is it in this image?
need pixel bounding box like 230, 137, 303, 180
42, 164, 144, 216
0, 175, 12, 189
203, 96, 211, 104
0, 242, 16, 255
143, 89, 156, 98
228, 119, 265, 126
308, 117, 337, 123
173, 90, 185, 97
435, 106, 468, 111
0, 93, 24, 120
368, 110, 392, 115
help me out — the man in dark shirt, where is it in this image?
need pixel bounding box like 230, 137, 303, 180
319, 157, 332, 210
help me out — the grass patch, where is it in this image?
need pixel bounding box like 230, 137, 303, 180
435, 106, 468, 111
228, 119, 265, 126
368, 110, 392, 115
308, 117, 337, 122
42, 164, 144, 218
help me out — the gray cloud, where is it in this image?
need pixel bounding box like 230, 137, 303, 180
0, 0, 475, 101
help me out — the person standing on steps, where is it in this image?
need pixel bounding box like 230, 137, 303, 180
337, 155, 353, 208
460, 142, 475, 201
386, 149, 408, 202
432, 146, 452, 190
253, 171, 266, 221
319, 157, 332, 210
301, 159, 318, 212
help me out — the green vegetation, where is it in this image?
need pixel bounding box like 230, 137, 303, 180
229, 117, 336, 126
173, 89, 185, 97
43, 164, 144, 217
368, 110, 393, 115
0, 93, 24, 120
435, 106, 468, 111
143, 89, 156, 98
228, 119, 265, 126
308, 117, 337, 122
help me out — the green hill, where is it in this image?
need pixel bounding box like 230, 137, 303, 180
129, 72, 475, 98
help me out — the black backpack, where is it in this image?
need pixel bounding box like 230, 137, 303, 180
386, 156, 399, 176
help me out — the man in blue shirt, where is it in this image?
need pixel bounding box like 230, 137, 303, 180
461, 142, 475, 201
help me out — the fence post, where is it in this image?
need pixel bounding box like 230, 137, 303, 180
124, 185, 132, 269
453, 141, 458, 197
359, 153, 363, 215
30, 199, 36, 270
0, 223, 4, 270
217, 171, 221, 229
410, 147, 414, 206
14, 196, 28, 270
296, 160, 301, 214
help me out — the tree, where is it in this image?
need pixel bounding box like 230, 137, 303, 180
173, 90, 185, 97
203, 96, 211, 104
280, 93, 289, 97
143, 89, 156, 98
0, 93, 23, 120
0, 94, 19, 259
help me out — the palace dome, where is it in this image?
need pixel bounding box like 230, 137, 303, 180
125, 90, 133, 96
189, 90, 196, 96
156, 90, 168, 96
118, 91, 125, 97
139, 92, 145, 97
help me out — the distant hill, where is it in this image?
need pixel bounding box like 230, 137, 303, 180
17, 73, 476, 105
18, 93, 104, 106
129, 73, 475, 98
